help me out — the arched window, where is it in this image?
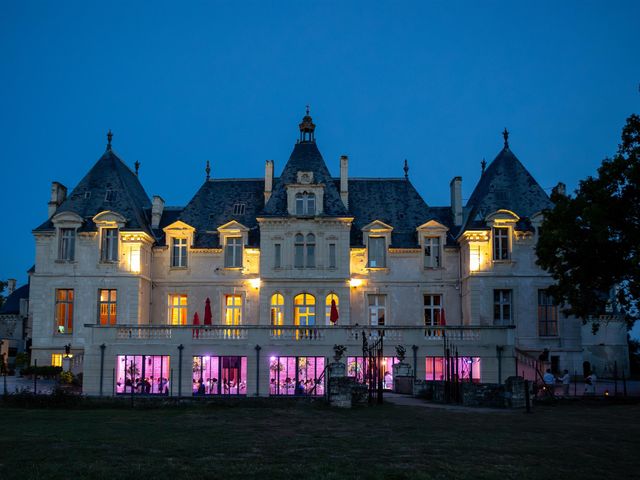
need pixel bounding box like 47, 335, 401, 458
295, 192, 316, 215
325, 293, 339, 325
270, 293, 284, 326
294, 293, 316, 326
294, 233, 315, 268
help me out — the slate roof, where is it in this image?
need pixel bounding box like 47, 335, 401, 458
0, 284, 29, 316
263, 141, 348, 217
177, 179, 265, 248
345, 179, 457, 247
463, 145, 553, 231
33, 149, 152, 234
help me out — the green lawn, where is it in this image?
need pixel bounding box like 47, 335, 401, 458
0, 401, 638, 480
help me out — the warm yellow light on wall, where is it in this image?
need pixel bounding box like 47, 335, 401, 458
469, 248, 481, 272
349, 278, 363, 288
130, 246, 141, 273
249, 278, 261, 289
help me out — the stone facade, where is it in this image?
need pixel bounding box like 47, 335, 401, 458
27, 113, 629, 396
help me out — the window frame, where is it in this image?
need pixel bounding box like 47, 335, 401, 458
224, 236, 243, 268
224, 294, 243, 326
274, 243, 282, 269
100, 227, 119, 263
55, 288, 74, 335
538, 289, 558, 337
368, 294, 386, 326
423, 294, 443, 326
423, 236, 441, 269
171, 237, 188, 268
492, 227, 510, 261
58, 228, 76, 262
168, 294, 188, 325
295, 192, 316, 216
294, 293, 316, 326
367, 236, 387, 268
493, 289, 512, 325
98, 289, 117, 325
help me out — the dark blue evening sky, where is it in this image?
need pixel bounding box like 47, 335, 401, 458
1, 0, 639, 287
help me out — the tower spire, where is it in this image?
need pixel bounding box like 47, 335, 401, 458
134, 160, 140, 176
502, 128, 509, 148
106, 129, 113, 151
403, 159, 409, 180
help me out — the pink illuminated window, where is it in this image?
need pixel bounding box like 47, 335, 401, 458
346, 356, 398, 390
269, 356, 325, 396
115, 355, 170, 395
425, 356, 481, 382
192, 356, 247, 396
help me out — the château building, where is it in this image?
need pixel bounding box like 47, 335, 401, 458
28, 111, 629, 396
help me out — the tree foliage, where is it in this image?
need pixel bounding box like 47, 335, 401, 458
536, 114, 640, 329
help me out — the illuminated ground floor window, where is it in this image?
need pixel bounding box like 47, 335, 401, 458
192, 356, 247, 396
425, 356, 481, 382
347, 356, 399, 390
116, 355, 170, 395
51, 354, 62, 367
269, 356, 325, 396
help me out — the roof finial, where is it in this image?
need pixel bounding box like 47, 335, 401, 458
107, 129, 113, 151
306, 104, 310, 116
481, 158, 487, 174
205, 160, 211, 181
403, 159, 409, 180
502, 128, 509, 148
134, 160, 140, 176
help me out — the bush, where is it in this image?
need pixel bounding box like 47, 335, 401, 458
20, 366, 63, 378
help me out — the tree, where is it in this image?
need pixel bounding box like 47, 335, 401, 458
536, 114, 640, 330
0, 280, 7, 310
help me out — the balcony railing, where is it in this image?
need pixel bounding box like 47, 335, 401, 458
89, 324, 515, 348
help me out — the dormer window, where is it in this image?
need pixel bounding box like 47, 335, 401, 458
225, 237, 243, 268
171, 237, 188, 268
58, 228, 76, 261
101, 228, 119, 262
493, 227, 510, 260
295, 192, 316, 216
105, 190, 117, 202
368, 237, 386, 268
424, 237, 441, 268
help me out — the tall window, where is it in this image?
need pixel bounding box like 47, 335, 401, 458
274, 243, 281, 268
171, 237, 188, 268
55, 289, 74, 334
493, 227, 510, 260
51, 354, 63, 367
294, 293, 316, 326
101, 228, 119, 262
368, 237, 386, 268
424, 237, 441, 268
58, 228, 76, 261
493, 289, 512, 325
224, 295, 243, 325
270, 293, 284, 326
98, 289, 117, 325
224, 237, 243, 268
538, 290, 558, 336
424, 294, 442, 326
295, 192, 316, 215
368, 295, 386, 326
328, 243, 337, 269
168, 294, 188, 325
294, 233, 315, 268
325, 293, 339, 325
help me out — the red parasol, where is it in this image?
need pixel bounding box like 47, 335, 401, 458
204, 298, 212, 325
330, 299, 339, 324
193, 312, 200, 325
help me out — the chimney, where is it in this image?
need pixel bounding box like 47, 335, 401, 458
264, 160, 274, 202
151, 195, 165, 229
48, 182, 67, 218
450, 176, 463, 226
7, 278, 16, 295
553, 182, 567, 197
340, 155, 349, 208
